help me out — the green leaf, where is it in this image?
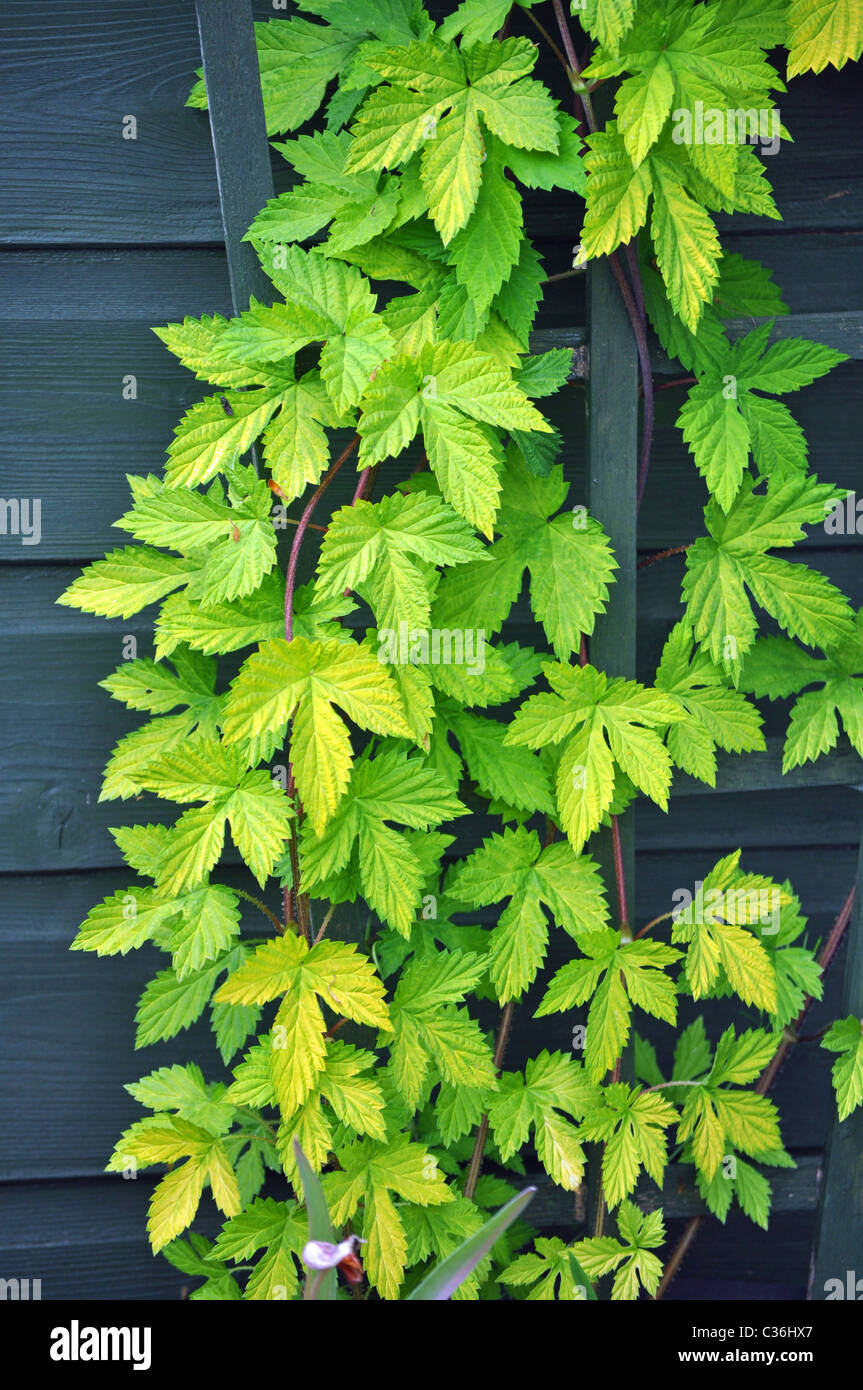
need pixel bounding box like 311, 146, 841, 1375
217, 1194, 307, 1301
537, 932, 681, 1081
358, 344, 550, 535
487, 1051, 597, 1189
387, 948, 495, 1107
444, 707, 555, 817
678, 380, 752, 513
499, 1235, 597, 1300
135, 950, 242, 1048
272, 248, 393, 414
656, 620, 765, 785
408, 1185, 536, 1300
434, 449, 616, 656
682, 475, 855, 680
108, 1115, 240, 1252
137, 738, 294, 892
322, 1133, 454, 1299
125, 1063, 234, 1135
446, 143, 523, 316
787, 0, 863, 76
215, 935, 390, 1118
580, 125, 651, 259
616, 56, 675, 167
507, 662, 685, 853
189, 17, 371, 136
346, 37, 559, 243
580, 1083, 679, 1206
58, 548, 196, 620
447, 826, 609, 1000
164, 390, 285, 490
822, 1015, 863, 1120
300, 748, 466, 937
671, 850, 785, 1010
316, 490, 484, 632
573, 1200, 665, 1300
222, 636, 413, 834
650, 157, 721, 331
577, 0, 637, 54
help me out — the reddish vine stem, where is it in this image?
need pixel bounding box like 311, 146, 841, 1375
624, 239, 655, 509
637, 543, 692, 571
591, 817, 631, 1238
232, 887, 286, 936
464, 1000, 517, 1200
592, 1056, 622, 1238
611, 815, 630, 931
524, 5, 570, 70
656, 376, 697, 392
542, 268, 586, 286
280, 435, 360, 932
284, 435, 359, 642
756, 884, 856, 1097
351, 463, 378, 506
606, 251, 655, 509
654, 883, 857, 1299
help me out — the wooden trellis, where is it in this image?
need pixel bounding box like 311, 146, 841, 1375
193, 0, 862, 1298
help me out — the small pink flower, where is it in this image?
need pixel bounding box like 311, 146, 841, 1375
302, 1235, 364, 1271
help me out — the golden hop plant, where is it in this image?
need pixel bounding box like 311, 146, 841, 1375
60, 0, 863, 1300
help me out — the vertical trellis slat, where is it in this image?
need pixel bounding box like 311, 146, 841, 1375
584, 255, 639, 1231
585, 258, 638, 924
194, 0, 275, 314
809, 832, 863, 1298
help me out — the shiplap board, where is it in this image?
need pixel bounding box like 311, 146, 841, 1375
1, 338, 860, 560
0, 1170, 818, 1299
0, 845, 855, 1180
0, 538, 860, 874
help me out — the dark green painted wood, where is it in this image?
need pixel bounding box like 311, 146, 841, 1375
0, 1167, 817, 1300
584, 241, 639, 1228
810, 834, 863, 1298
1, 1, 860, 246
532, 311, 863, 375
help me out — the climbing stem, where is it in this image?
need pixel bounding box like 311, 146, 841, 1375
464, 1000, 517, 1200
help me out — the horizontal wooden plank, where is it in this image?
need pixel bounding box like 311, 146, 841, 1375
0, 848, 854, 1177
0, 0, 222, 245
0, 1168, 815, 1300
535, 230, 863, 329
0, 1176, 223, 1300
673, 742, 863, 797
3, 231, 860, 327
0, 249, 234, 321
532, 312, 863, 374
1, 325, 860, 559
530, 1153, 820, 1227
0, 546, 859, 873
